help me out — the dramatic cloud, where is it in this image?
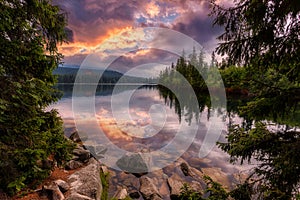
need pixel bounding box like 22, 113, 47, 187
172, 10, 223, 52
53, 0, 231, 67
54, 0, 144, 45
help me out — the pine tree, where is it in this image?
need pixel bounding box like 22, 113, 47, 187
211, 0, 300, 198
0, 0, 73, 194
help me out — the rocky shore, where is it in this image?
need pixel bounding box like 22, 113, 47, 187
12, 131, 247, 200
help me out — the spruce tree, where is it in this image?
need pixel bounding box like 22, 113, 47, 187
0, 0, 73, 194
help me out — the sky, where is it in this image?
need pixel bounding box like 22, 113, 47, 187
53, 0, 233, 77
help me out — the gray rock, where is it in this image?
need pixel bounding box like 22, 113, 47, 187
69, 131, 88, 143
43, 183, 65, 200
67, 158, 102, 200
66, 193, 93, 200
65, 160, 84, 170
113, 187, 128, 199
190, 181, 203, 192
73, 147, 90, 162
139, 176, 162, 200
54, 179, 70, 193
84, 145, 107, 159
116, 153, 148, 176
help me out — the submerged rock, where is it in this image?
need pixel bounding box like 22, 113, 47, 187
116, 153, 148, 176
84, 144, 107, 159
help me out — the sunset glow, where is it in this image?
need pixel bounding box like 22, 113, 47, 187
53, 0, 230, 67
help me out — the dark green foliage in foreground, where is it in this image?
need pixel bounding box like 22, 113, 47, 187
211, 0, 300, 199
219, 123, 300, 199
0, 0, 73, 194
219, 66, 249, 90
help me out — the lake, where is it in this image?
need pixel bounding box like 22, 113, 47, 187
50, 84, 254, 196
51, 85, 252, 173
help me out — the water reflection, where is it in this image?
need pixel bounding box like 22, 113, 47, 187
51, 84, 252, 174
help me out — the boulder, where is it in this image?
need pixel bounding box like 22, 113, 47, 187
158, 181, 170, 198
66, 193, 93, 200
73, 147, 90, 162
113, 187, 128, 200
148, 169, 170, 198
139, 176, 162, 200
116, 153, 148, 176
167, 174, 185, 199
65, 160, 84, 170
69, 131, 88, 143
54, 179, 70, 193
84, 145, 107, 159
43, 183, 65, 200
67, 158, 102, 200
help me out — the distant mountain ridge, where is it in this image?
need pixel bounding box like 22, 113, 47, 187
53, 65, 155, 84
54, 65, 123, 77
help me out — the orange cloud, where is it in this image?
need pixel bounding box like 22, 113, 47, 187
59, 26, 136, 58
123, 49, 152, 59
146, 2, 160, 18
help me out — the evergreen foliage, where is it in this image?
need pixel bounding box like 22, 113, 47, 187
210, 0, 300, 198
158, 47, 209, 90
0, 0, 73, 194
179, 176, 229, 200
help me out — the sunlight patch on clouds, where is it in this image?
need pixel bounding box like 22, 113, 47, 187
146, 2, 160, 18
59, 26, 142, 58
124, 49, 152, 58
96, 27, 146, 52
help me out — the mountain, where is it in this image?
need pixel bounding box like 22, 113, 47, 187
53, 65, 153, 84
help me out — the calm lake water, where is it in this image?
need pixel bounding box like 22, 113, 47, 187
50, 84, 252, 176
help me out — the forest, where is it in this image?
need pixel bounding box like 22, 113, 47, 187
0, 0, 299, 199
158, 0, 300, 199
